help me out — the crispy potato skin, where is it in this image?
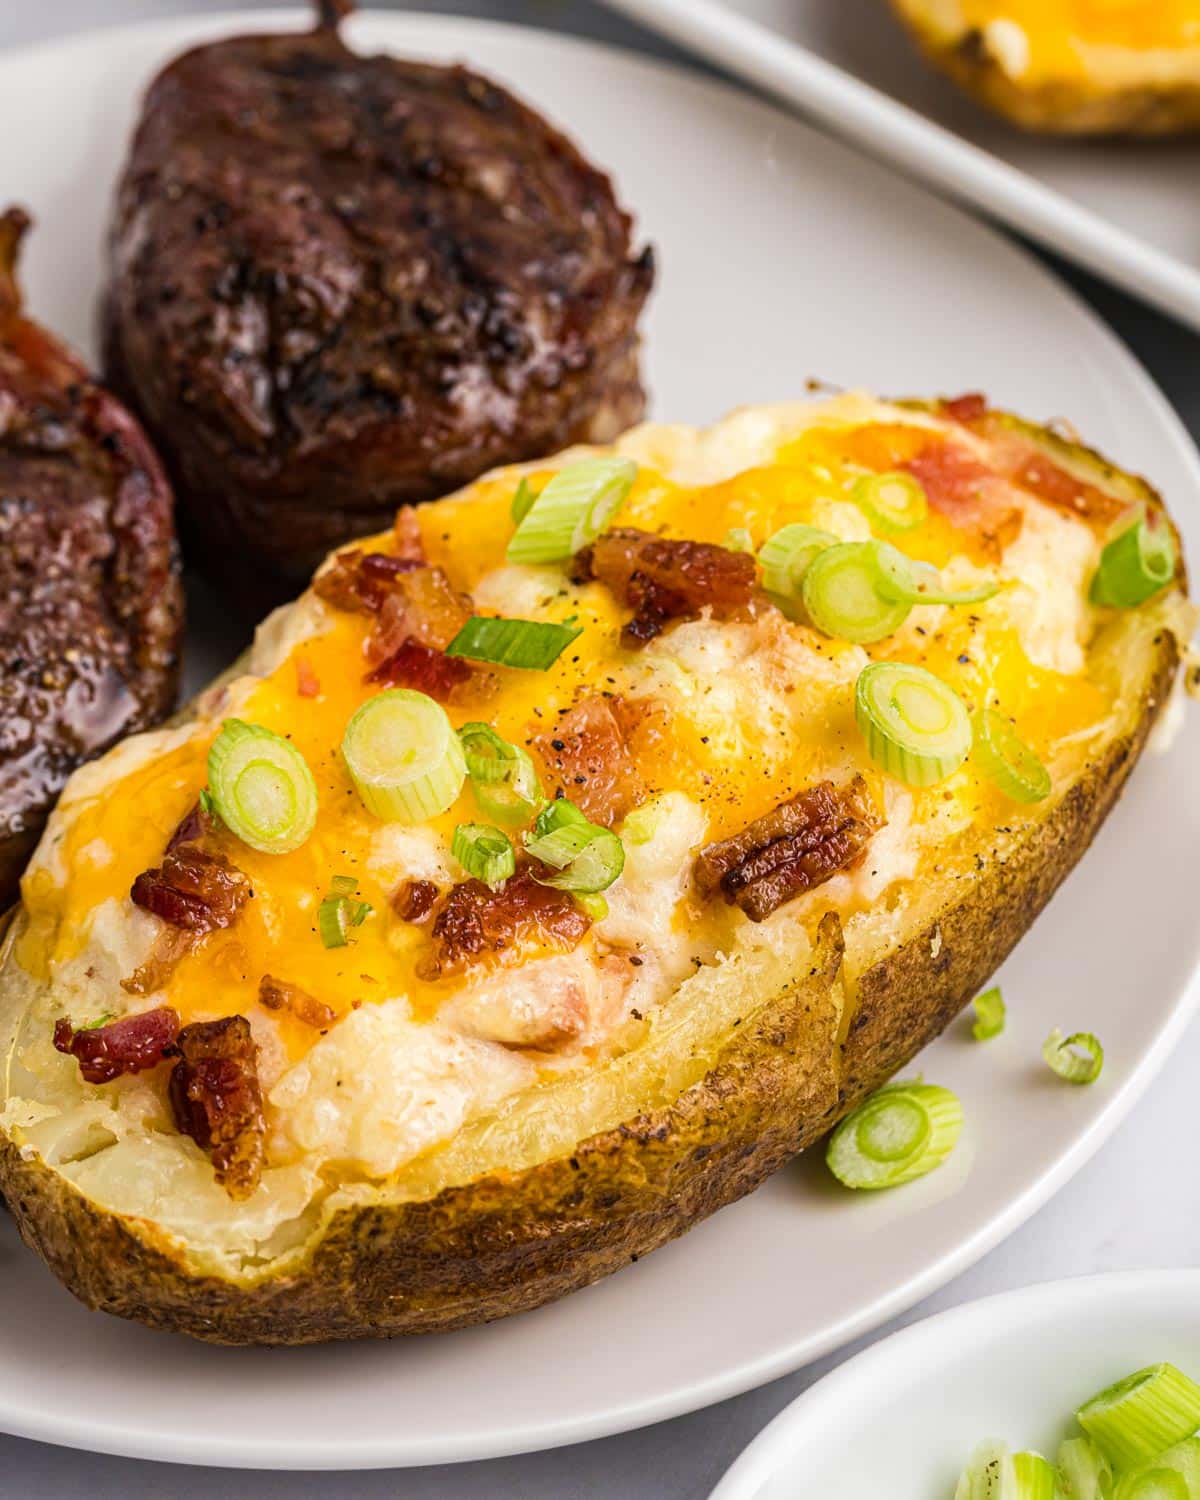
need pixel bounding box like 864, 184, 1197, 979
0, 413, 1184, 1344
889, 2, 1200, 136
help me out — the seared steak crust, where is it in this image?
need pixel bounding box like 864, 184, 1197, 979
102, 2, 654, 595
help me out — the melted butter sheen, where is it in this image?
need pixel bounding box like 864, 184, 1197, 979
23, 417, 1113, 1062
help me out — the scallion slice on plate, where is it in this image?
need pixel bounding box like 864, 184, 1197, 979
825, 1080, 962, 1190
525, 798, 624, 893
207, 718, 319, 855
872, 540, 1000, 607
1042, 1028, 1104, 1086
445, 615, 582, 671
852, 470, 928, 532
506, 455, 637, 564
972, 709, 1052, 804
342, 689, 466, 823
1091, 511, 1177, 609
855, 661, 972, 786
972, 986, 1006, 1041
452, 823, 516, 889
955, 1443, 1083, 1500
801, 540, 911, 642
1077, 1364, 1200, 1470
757, 522, 837, 618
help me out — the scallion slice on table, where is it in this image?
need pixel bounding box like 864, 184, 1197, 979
525, 798, 624, 893
972, 986, 1006, 1041
801, 541, 912, 642
445, 616, 582, 671
452, 823, 516, 889
318, 877, 372, 949
1042, 1028, 1104, 1086
825, 1080, 962, 1190
855, 661, 972, 786
757, 522, 837, 618
1090, 511, 1177, 609
342, 689, 465, 823
458, 722, 545, 828
872, 540, 1000, 607
1077, 1364, 1200, 1470
851, 470, 928, 532
972, 709, 1052, 804
506, 455, 637, 564
207, 718, 318, 855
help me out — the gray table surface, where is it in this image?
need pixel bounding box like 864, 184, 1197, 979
3, 3, 1200, 1496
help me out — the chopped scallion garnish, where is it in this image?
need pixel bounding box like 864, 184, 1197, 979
802, 540, 911, 642
872, 540, 1000, 606
1090, 511, 1176, 609
207, 719, 318, 855
852, 471, 928, 533
525, 798, 624, 893
341, 689, 466, 824
972, 709, 1052, 805
452, 823, 516, 889
757, 523, 837, 620
458, 722, 546, 827
1077, 1364, 1200, 1470
445, 616, 583, 671
1113, 1469, 1190, 1500
855, 661, 972, 787
825, 1080, 962, 1189
506, 456, 636, 564
1056, 1437, 1112, 1500
510, 477, 538, 526
972, 986, 1005, 1041
1042, 1028, 1104, 1085
317, 877, 372, 949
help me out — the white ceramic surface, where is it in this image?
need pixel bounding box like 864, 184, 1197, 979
602, 0, 1200, 333
1, 9, 1199, 1471
711, 1270, 1200, 1499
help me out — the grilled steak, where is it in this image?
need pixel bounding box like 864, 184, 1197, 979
0, 209, 183, 907
102, 0, 654, 599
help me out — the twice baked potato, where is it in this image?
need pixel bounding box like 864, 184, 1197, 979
888, 0, 1200, 135
0, 392, 1188, 1344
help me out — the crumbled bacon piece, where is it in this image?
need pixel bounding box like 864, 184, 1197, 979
427, 866, 591, 976
131, 844, 251, 933
313, 548, 419, 613
294, 654, 320, 698
367, 637, 473, 700
573, 527, 756, 646
940, 392, 988, 425
1010, 452, 1128, 526
258, 974, 337, 1029
532, 695, 658, 826
166, 799, 215, 853
168, 1016, 265, 1200
695, 776, 882, 922
392, 878, 439, 923
121, 927, 198, 996
900, 440, 1022, 553
393, 505, 427, 564
53, 1006, 180, 1085
366, 567, 472, 662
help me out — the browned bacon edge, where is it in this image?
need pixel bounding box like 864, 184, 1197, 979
53, 1007, 181, 1085
259, 974, 337, 1029
531, 694, 656, 827
168, 1016, 266, 1201
131, 843, 251, 934
695, 776, 882, 922
424, 865, 591, 977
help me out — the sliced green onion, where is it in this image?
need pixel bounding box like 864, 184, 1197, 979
342, 689, 466, 823
1114, 1471, 1189, 1500
207, 718, 318, 855
452, 823, 516, 889
872, 541, 1000, 606
1091, 512, 1177, 609
1078, 1365, 1200, 1471
1043, 1028, 1104, 1085
198, 787, 216, 820
328, 873, 359, 897
972, 709, 1052, 805
510, 477, 538, 526
802, 541, 911, 643
318, 879, 372, 948
758, 523, 838, 619
575, 893, 609, 921
723, 525, 754, 553
826, 1081, 962, 1189
445, 616, 582, 671
972, 986, 1006, 1041
855, 661, 972, 787
1137, 1439, 1200, 1496
1013, 1453, 1058, 1500
506, 456, 637, 564
852, 471, 928, 532
459, 722, 526, 785
954, 1441, 1014, 1499
1057, 1437, 1113, 1500
458, 722, 546, 827
525, 799, 624, 893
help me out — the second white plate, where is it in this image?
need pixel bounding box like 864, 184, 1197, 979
0, 8, 1198, 1470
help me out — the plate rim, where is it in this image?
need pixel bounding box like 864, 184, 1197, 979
0, 7, 1198, 1470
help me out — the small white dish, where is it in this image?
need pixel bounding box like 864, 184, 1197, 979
711, 1270, 1200, 1499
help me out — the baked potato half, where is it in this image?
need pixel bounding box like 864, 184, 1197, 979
0, 393, 1188, 1344
888, 0, 1200, 135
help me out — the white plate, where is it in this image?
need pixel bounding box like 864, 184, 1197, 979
1, 8, 1199, 1472
711, 1270, 1200, 1498
602, 0, 1200, 332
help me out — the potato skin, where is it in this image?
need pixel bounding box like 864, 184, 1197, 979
0, 414, 1184, 1344
889, 2, 1200, 136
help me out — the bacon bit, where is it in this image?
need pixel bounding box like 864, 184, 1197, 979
131, 844, 251, 934
168, 1016, 265, 1201
392, 878, 439, 923
166, 799, 215, 853
532, 695, 655, 826
367, 637, 473, 700
573, 527, 757, 646
393, 505, 427, 563
121, 927, 198, 996
313, 548, 419, 613
294, 654, 321, 698
366, 566, 471, 662
695, 776, 882, 922
427, 866, 591, 976
1010, 452, 1128, 527
53, 1007, 180, 1085
900, 439, 1022, 554
940, 392, 988, 425
258, 974, 337, 1029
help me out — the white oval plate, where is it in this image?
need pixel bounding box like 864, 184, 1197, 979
711, 1270, 1200, 1498
0, 9, 1198, 1472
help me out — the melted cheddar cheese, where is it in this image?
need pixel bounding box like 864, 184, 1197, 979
953, 0, 1200, 82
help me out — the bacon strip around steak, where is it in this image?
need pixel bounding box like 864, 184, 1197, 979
573, 527, 756, 646
168, 1016, 265, 1200
131, 843, 251, 934
426, 865, 591, 976
694, 776, 882, 922
53, 1006, 181, 1085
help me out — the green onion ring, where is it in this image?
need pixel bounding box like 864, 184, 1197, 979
1042, 1028, 1104, 1086
971, 986, 1005, 1041
826, 1080, 962, 1189
971, 709, 1052, 804
1090, 511, 1177, 609
801, 541, 911, 643
855, 661, 972, 787
852, 471, 928, 533
507, 456, 637, 564
207, 718, 318, 855
1078, 1364, 1200, 1470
